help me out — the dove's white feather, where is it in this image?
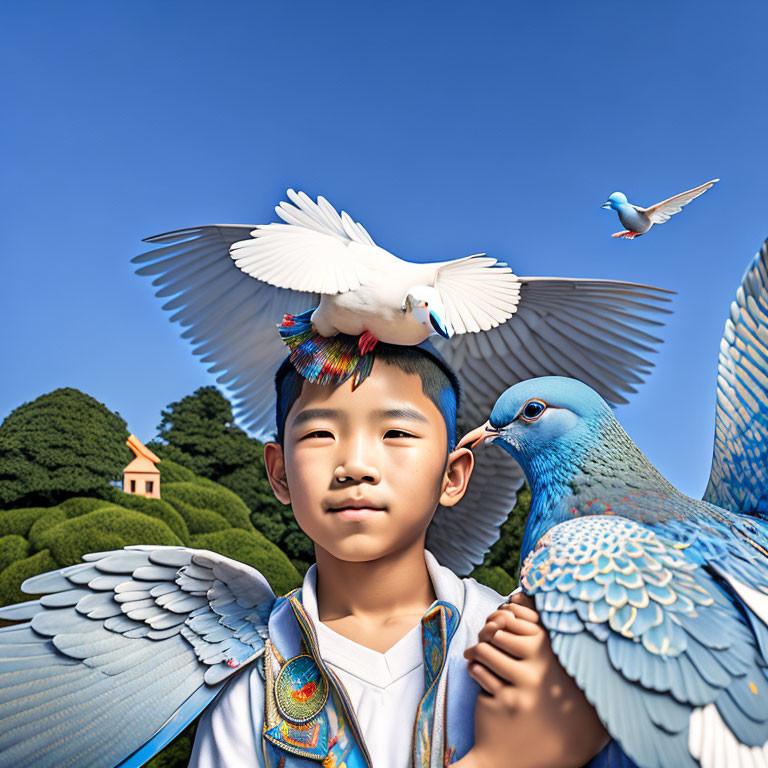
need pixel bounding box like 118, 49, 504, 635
642, 179, 719, 225
230, 189, 400, 295
433, 255, 521, 334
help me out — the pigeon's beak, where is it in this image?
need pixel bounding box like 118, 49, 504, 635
457, 421, 500, 450
601, 202, 612, 210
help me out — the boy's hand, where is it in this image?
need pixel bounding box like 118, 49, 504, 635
457, 593, 609, 768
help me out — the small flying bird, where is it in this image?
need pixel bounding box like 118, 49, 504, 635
602, 179, 719, 239
459, 238, 768, 768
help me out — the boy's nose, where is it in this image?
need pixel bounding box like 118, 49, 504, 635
333, 461, 380, 485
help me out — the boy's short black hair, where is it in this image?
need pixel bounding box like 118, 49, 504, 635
274, 342, 461, 450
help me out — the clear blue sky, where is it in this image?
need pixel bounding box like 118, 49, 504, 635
2, 1, 767, 498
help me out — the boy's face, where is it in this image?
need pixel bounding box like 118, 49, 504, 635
264, 360, 474, 564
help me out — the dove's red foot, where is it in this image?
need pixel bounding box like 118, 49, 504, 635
358, 331, 379, 355
612, 230, 640, 239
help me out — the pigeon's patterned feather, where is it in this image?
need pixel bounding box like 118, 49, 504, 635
0, 546, 274, 768
522, 516, 768, 768
704, 238, 768, 518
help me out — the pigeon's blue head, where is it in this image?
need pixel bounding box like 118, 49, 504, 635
461, 376, 614, 483
601, 192, 628, 210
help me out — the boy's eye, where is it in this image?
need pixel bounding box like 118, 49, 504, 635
384, 429, 415, 439
302, 429, 334, 439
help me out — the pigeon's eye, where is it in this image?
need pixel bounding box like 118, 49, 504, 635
520, 400, 546, 422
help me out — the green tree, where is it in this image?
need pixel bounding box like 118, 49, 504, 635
0, 388, 131, 509
152, 387, 314, 570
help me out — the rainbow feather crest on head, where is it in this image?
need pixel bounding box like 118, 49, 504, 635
279, 309, 374, 388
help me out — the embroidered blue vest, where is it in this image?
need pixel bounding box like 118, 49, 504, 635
260, 589, 480, 767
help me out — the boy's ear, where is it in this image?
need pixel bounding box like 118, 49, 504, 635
264, 442, 291, 505
439, 446, 474, 507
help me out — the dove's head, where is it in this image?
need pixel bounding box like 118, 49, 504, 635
458, 377, 614, 480
601, 192, 628, 210
403, 286, 454, 339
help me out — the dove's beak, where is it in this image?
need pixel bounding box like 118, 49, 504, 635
457, 421, 500, 450
601, 202, 612, 210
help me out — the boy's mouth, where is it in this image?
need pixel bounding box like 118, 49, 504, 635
325, 498, 387, 521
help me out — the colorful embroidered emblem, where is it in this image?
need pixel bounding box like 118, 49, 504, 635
275, 653, 329, 724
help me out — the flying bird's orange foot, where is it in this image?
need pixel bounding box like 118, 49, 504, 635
358, 330, 378, 355
612, 230, 641, 239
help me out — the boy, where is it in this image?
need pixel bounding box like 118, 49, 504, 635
189, 343, 608, 768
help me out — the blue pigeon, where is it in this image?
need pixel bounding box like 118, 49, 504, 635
460, 239, 768, 767
602, 179, 719, 239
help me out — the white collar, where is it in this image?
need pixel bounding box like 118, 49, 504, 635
300, 550, 465, 688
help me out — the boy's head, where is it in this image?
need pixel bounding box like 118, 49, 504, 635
274, 343, 461, 449
264, 344, 474, 565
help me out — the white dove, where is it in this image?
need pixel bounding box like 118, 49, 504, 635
602, 178, 719, 239
134, 189, 673, 573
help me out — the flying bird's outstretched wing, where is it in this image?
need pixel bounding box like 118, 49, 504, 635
704, 237, 768, 518
641, 179, 719, 225
133, 225, 319, 441
0, 546, 274, 768
434, 277, 674, 422
522, 516, 768, 768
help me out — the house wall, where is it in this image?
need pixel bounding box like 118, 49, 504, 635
123, 470, 161, 499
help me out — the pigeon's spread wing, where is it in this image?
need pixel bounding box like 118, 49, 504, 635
433, 255, 521, 333
704, 237, 768, 518
427, 443, 525, 575
643, 179, 719, 225
133, 225, 319, 441
434, 278, 674, 424
230, 189, 399, 294
522, 516, 768, 768
0, 546, 274, 768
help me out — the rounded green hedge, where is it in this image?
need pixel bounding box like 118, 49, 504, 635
0, 535, 29, 573
36, 507, 183, 567
0, 507, 51, 538
162, 482, 252, 532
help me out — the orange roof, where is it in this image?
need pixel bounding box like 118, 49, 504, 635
126, 434, 161, 464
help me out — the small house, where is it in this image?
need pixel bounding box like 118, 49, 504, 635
123, 434, 161, 498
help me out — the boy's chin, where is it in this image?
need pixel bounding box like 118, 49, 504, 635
316, 531, 427, 564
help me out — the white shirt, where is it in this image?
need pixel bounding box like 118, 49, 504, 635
189, 551, 484, 768
302, 566, 425, 768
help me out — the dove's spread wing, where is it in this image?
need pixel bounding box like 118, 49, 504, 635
704, 237, 768, 518
230, 189, 401, 294
0, 546, 274, 768
522, 516, 768, 768
642, 179, 719, 225
427, 443, 525, 575
133, 225, 319, 441
434, 278, 674, 424
433, 255, 521, 333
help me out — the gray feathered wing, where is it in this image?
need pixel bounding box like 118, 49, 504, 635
133, 225, 319, 441
0, 546, 274, 768
704, 236, 768, 517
